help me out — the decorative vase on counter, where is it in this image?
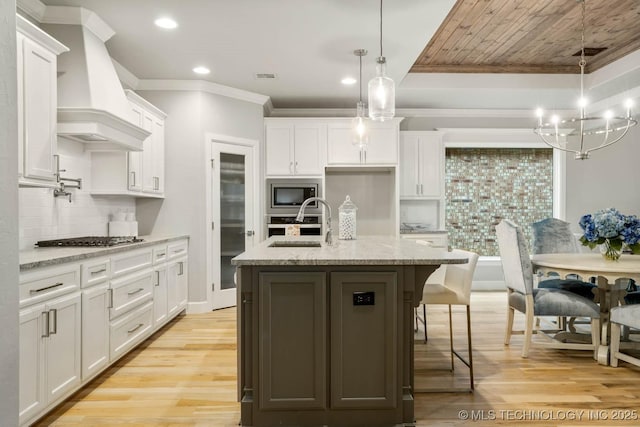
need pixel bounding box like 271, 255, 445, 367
599, 239, 622, 261
338, 195, 357, 240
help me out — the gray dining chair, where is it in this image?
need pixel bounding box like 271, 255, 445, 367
610, 304, 640, 368
496, 219, 600, 358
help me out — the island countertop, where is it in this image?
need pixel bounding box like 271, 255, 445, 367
231, 235, 468, 266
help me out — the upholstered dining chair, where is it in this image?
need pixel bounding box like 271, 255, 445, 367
496, 219, 601, 358
531, 218, 597, 300
417, 249, 479, 392
610, 304, 640, 368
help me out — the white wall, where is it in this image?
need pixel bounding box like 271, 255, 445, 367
135, 90, 263, 305
19, 139, 135, 250
0, 3, 20, 425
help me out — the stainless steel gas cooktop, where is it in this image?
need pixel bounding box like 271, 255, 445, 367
35, 236, 144, 247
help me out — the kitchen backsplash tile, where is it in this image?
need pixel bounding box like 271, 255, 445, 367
18, 139, 135, 250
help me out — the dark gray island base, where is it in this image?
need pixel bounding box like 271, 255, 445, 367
231, 236, 467, 427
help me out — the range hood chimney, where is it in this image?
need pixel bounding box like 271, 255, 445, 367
42, 8, 148, 151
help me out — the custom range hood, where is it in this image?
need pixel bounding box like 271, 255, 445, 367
43, 8, 148, 151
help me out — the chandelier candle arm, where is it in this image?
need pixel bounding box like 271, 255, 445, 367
533, 0, 637, 160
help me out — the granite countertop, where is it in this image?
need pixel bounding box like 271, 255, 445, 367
399, 229, 448, 235
231, 235, 467, 266
20, 235, 189, 271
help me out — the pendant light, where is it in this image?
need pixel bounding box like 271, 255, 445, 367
368, 0, 395, 121
351, 49, 369, 147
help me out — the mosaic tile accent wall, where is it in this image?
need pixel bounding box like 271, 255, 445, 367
445, 148, 553, 256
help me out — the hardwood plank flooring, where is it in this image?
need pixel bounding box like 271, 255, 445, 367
36, 292, 640, 426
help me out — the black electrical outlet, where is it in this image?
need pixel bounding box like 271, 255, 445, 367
353, 291, 375, 306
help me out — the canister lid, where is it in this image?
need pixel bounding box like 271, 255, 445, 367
339, 195, 357, 211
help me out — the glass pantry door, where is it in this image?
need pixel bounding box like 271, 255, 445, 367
211, 142, 254, 310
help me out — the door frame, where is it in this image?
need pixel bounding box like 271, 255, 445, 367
205, 133, 260, 311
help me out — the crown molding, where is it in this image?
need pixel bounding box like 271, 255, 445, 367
135, 79, 270, 106
41, 6, 115, 42
268, 107, 568, 119
16, 0, 46, 22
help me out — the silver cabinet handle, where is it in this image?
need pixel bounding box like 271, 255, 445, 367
416, 184, 419, 195
178, 261, 184, 276
420, 184, 424, 194
294, 161, 298, 173
364, 150, 367, 163
30, 282, 64, 294
42, 312, 50, 338
127, 323, 144, 334
90, 268, 107, 275
130, 171, 136, 186
157, 252, 165, 258
127, 287, 144, 296
172, 248, 185, 254
155, 270, 160, 286
154, 176, 159, 190
108, 288, 114, 308
49, 309, 57, 335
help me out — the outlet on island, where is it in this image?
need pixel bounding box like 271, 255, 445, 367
353, 291, 375, 306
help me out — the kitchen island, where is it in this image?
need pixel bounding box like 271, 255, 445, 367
231, 236, 467, 427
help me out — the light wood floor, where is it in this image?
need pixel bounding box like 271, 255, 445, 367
36, 292, 640, 427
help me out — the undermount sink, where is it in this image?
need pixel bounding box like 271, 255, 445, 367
268, 240, 322, 248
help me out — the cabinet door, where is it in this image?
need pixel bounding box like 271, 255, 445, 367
22, 37, 57, 181
399, 134, 420, 197
265, 125, 294, 176
327, 124, 361, 164
45, 292, 82, 404
141, 112, 155, 193
167, 258, 187, 318
293, 124, 325, 175
19, 304, 46, 425
152, 118, 165, 193
152, 265, 168, 328
418, 134, 443, 198
330, 272, 397, 409
17, 32, 24, 178
128, 104, 144, 191
82, 284, 110, 381
364, 125, 398, 165
258, 272, 326, 409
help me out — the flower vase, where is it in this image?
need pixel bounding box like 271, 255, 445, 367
599, 240, 622, 261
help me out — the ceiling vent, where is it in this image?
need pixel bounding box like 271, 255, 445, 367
255, 73, 277, 79
573, 47, 608, 57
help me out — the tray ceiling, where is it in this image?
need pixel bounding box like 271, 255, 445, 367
411, 0, 640, 74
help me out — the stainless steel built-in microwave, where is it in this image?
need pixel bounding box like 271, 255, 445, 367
268, 181, 320, 212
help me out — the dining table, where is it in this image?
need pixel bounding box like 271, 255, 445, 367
531, 253, 640, 365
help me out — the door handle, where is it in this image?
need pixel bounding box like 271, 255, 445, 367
178, 261, 184, 276
155, 270, 160, 286
49, 309, 57, 335
42, 311, 50, 338
130, 171, 136, 186
246, 230, 255, 237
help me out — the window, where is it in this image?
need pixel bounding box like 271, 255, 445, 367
446, 148, 553, 256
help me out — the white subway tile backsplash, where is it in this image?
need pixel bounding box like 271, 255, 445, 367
19, 140, 135, 250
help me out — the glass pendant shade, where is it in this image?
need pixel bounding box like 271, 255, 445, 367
368, 58, 395, 121
351, 101, 369, 147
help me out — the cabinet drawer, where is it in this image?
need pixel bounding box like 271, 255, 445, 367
109, 269, 153, 319
109, 300, 153, 361
167, 240, 188, 260
110, 248, 153, 278
152, 245, 168, 265
81, 258, 110, 288
20, 264, 80, 308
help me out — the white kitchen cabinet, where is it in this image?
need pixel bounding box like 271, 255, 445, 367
19, 292, 81, 426
265, 120, 326, 176
326, 119, 401, 165
16, 15, 68, 188
400, 131, 443, 198
89, 91, 166, 198
81, 283, 110, 382
152, 265, 168, 329
167, 256, 188, 318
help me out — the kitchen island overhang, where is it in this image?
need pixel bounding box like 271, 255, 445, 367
232, 236, 467, 427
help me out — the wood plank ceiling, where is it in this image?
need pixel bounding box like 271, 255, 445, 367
411, 0, 640, 74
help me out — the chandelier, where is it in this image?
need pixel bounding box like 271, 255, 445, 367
533, 0, 637, 160
368, 0, 395, 121
351, 49, 369, 147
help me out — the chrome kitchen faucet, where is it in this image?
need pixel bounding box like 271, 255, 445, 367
296, 197, 332, 246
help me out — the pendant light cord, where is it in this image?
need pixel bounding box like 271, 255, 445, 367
379, 0, 384, 57
579, 0, 586, 101
359, 53, 363, 102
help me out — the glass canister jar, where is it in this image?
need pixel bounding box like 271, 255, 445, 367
338, 195, 357, 240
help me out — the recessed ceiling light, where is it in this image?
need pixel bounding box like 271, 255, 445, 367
193, 66, 211, 75
154, 17, 178, 29
341, 77, 357, 85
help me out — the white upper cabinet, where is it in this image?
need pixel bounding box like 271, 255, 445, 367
265, 120, 326, 176
90, 91, 166, 198
16, 15, 68, 187
327, 119, 401, 165
399, 131, 443, 198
